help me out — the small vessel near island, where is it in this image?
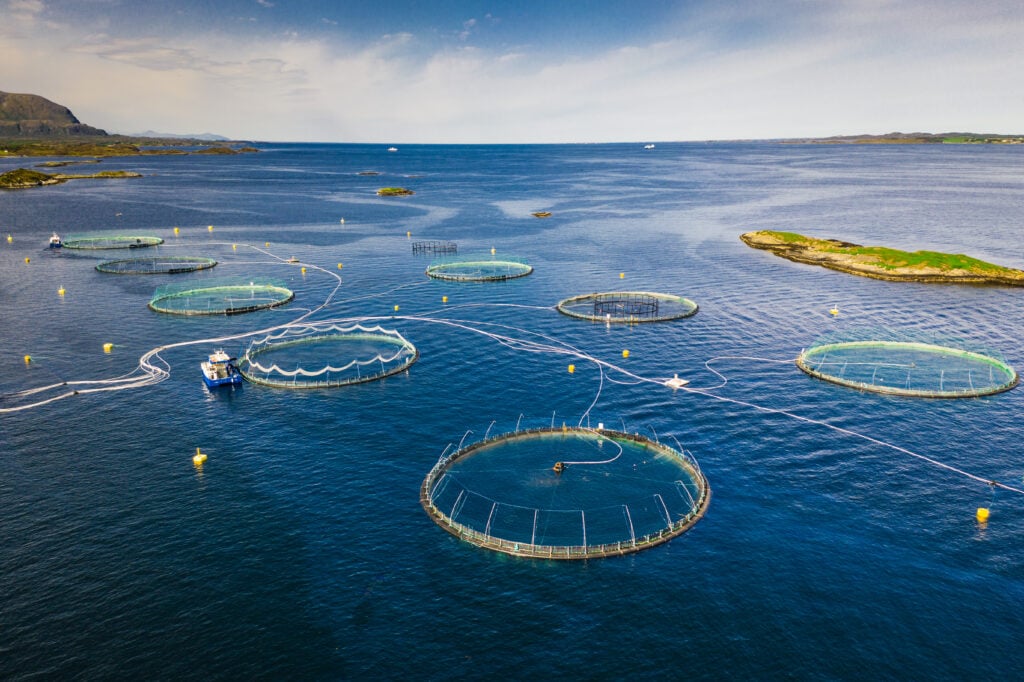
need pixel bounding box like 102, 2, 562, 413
48, 232, 62, 248
387, 146, 398, 152
201, 350, 243, 388
643, 144, 655, 149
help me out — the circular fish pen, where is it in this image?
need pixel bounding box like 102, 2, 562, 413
557, 291, 699, 323
412, 240, 458, 255
797, 338, 1018, 398
148, 279, 294, 316
96, 256, 217, 274
62, 235, 164, 250
425, 258, 533, 282
238, 323, 418, 388
421, 426, 710, 559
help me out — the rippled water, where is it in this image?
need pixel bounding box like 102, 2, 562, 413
2, 142, 1023, 679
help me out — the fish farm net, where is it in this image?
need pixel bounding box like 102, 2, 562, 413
148, 278, 294, 316
796, 333, 1018, 398
238, 323, 418, 388
425, 258, 533, 282
557, 291, 699, 323
421, 426, 710, 559
96, 256, 217, 274
62, 235, 164, 250
412, 240, 458, 255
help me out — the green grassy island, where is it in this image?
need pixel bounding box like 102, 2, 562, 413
376, 187, 414, 196
0, 167, 142, 189
740, 231, 1024, 286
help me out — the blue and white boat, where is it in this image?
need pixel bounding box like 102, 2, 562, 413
48, 232, 62, 248
201, 350, 243, 388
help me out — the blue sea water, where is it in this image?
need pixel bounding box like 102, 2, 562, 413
2, 142, 1023, 680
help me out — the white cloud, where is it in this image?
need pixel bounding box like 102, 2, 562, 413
0, 1, 1020, 141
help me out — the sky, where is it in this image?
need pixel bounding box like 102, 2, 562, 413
1, 0, 1021, 143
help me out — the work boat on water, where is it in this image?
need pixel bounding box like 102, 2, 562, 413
48, 232, 62, 248
201, 350, 243, 388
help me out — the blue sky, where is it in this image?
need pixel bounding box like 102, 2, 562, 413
1, 0, 1021, 142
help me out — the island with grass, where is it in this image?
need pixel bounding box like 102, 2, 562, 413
740, 231, 1024, 286
0, 167, 142, 189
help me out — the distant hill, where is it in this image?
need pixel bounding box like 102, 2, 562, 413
0, 91, 108, 137
132, 130, 229, 141
785, 131, 1024, 144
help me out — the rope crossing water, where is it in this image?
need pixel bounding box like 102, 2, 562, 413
4, 244, 1020, 501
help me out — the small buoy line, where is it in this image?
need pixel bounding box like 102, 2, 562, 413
5, 240, 1022, 505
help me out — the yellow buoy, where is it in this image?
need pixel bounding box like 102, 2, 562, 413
442, 295, 448, 303
173, 226, 180, 235
622, 349, 630, 358
407, 231, 411, 238
24, 355, 31, 364
619, 272, 625, 279
394, 305, 400, 312
6, 234, 12, 243
193, 447, 207, 467
103, 343, 113, 353
265, 241, 271, 247
232, 243, 237, 250
490, 247, 496, 255
340, 218, 345, 224
58, 286, 65, 296
24, 257, 30, 264
568, 364, 575, 373
301, 266, 307, 274
829, 304, 839, 316
337, 263, 343, 269
208, 225, 214, 232
976, 507, 990, 522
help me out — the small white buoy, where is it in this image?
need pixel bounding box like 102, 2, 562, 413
340, 218, 345, 224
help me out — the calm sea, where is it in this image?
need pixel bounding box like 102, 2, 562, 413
2, 142, 1023, 680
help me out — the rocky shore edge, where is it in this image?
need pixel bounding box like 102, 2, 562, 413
740, 230, 1024, 286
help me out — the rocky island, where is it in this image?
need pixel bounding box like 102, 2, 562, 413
740, 231, 1024, 286
0, 167, 142, 189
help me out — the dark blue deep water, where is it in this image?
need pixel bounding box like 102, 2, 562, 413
2, 142, 1023, 680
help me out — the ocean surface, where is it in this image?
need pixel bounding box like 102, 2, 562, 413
2, 142, 1023, 680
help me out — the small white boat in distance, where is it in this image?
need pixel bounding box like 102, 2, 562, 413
643, 144, 655, 149
388, 147, 398, 152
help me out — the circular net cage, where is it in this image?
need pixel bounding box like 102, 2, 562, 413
238, 323, 418, 388
425, 257, 533, 282
412, 240, 458, 255
62, 235, 164, 250
797, 331, 1018, 398
96, 256, 217, 275
421, 426, 710, 559
557, 291, 699, 323
148, 278, 294, 316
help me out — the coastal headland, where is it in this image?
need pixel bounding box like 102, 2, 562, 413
740, 231, 1024, 286
0, 167, 142, 189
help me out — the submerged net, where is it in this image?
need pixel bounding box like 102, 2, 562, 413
63, 235, 164, 250
797, 332, 1018, 398
412, 240, 458, 255
96, 256, 217, 274
239, 323, 418, 388
148, 278, 294, 315
421, 426, 710, 559
557, 291, 699, 323
425, 257, 533, 282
